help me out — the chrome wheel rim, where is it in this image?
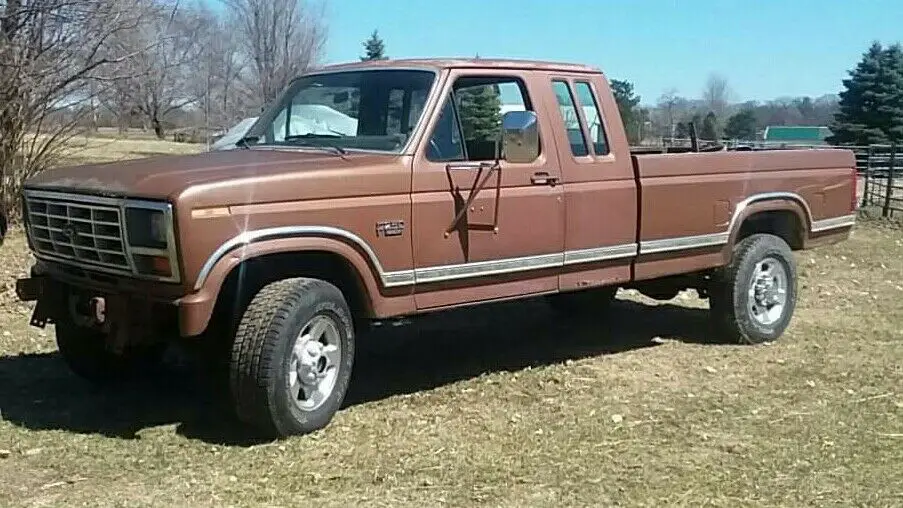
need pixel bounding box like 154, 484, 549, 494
288, 314, 342, 412
748, 257, 788, 326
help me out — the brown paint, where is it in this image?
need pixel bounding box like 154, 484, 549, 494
17, 58, 856, 338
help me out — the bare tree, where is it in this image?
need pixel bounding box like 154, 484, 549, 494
105, 1, 206, 139
194, 8, 251, 134
0, 0, 158, 216
702, 73, 731, 118
222, 0, 327, 107
657, 88, 680, 138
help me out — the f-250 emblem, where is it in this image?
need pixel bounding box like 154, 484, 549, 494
376, 220, 405, 237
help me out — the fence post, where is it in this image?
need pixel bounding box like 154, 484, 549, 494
862, 145, 872, 208
884, 143, 897, 217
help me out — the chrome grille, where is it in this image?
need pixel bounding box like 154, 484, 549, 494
25, 194, 130, 270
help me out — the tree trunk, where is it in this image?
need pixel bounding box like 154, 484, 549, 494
152, 117, 164, 139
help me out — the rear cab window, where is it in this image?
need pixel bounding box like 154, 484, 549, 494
573, 81, 610, 155
551, 80, 589, 157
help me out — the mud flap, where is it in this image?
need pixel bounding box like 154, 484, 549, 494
16, 275, 66, 328
17, 276, 64, 328
15, 276, 43, 302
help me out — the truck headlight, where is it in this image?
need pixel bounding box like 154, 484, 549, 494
124, 201, 179, 282
126, 208, 168, 249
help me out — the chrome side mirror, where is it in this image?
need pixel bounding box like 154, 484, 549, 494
500, 110, 539, 163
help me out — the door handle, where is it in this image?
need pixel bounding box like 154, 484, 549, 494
531, 171, 559, 186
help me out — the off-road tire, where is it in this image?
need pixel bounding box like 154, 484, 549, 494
229, 277, 355, 438
546, 286, 618, 316
709, 233, 798, 344
55, 318, 165, 383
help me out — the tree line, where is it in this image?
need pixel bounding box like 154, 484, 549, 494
0, 0, 330, 214
615, 41, 903, 147
2, 9, 901, 219
611, 74, 841, 144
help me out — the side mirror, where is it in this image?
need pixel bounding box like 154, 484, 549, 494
500, 110, 539, 163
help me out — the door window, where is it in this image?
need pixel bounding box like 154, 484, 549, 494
426, 76, 537, 162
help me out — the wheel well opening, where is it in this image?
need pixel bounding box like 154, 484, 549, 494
210, 251, 372, 332
737, 210, 805, 250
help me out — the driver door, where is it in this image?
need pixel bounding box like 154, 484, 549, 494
410, 70, 565, 310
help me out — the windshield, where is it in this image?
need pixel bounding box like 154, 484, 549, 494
245, 69, 437, 153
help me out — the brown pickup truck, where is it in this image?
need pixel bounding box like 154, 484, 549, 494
15, 58, 857, 438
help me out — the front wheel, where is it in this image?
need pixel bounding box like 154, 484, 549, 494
55, 320, 165, 383
229, 277, 355, 438
709, 233, 798, 344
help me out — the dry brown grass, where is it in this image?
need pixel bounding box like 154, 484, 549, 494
57, 135, 204, 167
0, 141, 901, 506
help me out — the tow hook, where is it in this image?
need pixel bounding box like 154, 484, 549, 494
89, 297, 106, 325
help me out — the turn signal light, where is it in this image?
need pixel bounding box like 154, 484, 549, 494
133, 254, 172, 278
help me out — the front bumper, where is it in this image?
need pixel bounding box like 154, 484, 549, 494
16, 260, 194, 337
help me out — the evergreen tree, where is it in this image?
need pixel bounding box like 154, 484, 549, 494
456, 85, 501, 142
360, 29, 387, 61
724, 108, 758, 139
827, 42, 903, 145
610, 79, 642, 143
700, 111, 719, 140
674, 122, 689, 139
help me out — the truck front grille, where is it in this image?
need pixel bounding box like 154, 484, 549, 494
24, 194, 130, 270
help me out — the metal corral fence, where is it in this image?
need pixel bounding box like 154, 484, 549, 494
860, 144, 901, 217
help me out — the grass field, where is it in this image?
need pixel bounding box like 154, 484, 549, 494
58, 135, 204, 167
1, 139, 902, 507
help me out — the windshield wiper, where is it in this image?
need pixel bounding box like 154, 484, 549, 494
307, 144, 348, 157
283, 134, 349, 156
235, 135, 259, 149
285, 132, 343, 140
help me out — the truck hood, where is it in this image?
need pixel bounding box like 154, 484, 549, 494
24, 148, 398, 201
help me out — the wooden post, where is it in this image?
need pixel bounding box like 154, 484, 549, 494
884, 143, 897, 217
861, 145, 872, 208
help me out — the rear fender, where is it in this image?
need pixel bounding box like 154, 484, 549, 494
723, 196, 811, 263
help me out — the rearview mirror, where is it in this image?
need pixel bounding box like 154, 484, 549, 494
500, 110, 539, 163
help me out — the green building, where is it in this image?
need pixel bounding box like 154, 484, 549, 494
762, 126, 832, 145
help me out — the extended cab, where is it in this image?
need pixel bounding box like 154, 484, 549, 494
15, 59, 857, 437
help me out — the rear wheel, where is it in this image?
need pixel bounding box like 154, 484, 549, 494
709, 233, 798, 344
229, 277, 355, 438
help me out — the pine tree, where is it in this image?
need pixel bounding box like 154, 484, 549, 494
724, 108, 758, 140
700, 111, 719, 140
360, 29, 387, 61
457, 85, 501, 142
828, 42, 903, 145
610, 79, 642, 143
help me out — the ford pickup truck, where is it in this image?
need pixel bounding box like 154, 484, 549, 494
14, 58, 857, 438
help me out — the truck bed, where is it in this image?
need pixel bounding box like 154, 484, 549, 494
630, 147, 857, 280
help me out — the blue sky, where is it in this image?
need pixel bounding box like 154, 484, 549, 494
319, 0, 903, 105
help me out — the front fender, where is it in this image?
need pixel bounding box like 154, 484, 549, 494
177, 235, 410, 337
